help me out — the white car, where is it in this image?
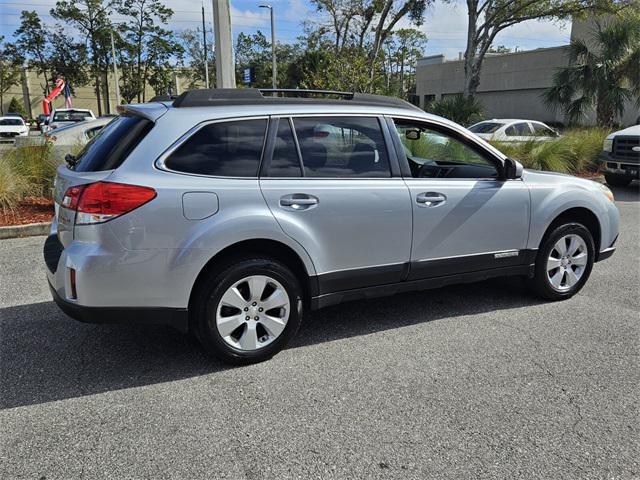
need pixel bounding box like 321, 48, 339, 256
469, 119, 560, 142
44, 117, 112, 146
44, 117, 114, 161
0, 116, 29, 144
45, 108, 96, 132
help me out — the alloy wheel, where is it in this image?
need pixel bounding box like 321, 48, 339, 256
546, 234, 589, 291
215, 275, 290, 351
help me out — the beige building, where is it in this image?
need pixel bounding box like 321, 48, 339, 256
1, 68, 201, 119
415, 18, 639, 126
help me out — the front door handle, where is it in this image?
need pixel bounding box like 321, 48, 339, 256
416, 192, 446, 207
280, 194, 319, 210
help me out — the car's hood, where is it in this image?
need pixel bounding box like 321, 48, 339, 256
0, 125, 27, 132
607, 125, 640, 139
523, 169, 603, 192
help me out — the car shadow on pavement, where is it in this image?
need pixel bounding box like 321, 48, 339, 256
0, 277, 542, 410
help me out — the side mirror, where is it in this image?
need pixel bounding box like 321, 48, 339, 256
405, 129, 421, 141
504, 157, 523, 179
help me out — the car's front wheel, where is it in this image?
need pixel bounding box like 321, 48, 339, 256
529, 223, 595, 300
193, 257, 303, 364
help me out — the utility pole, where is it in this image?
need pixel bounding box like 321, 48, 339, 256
212, 0, 236, 88
110, 30, 121, 106
259, 4, 277, 89
201, 1, 210, 89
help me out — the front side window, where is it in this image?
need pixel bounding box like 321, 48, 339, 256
469, 122, 503, 134
532, 123, 556, 137
505, 122, 532, 136
292, 116, 390, 178
165, 119, 267, 177
393, 120, 498, 179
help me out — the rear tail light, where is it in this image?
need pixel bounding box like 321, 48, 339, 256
62, 181, 156, 224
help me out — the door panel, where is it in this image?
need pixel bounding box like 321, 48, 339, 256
260, 179, 413, 293
260, 115, 412, 294
405, 179, 530, 280
389, 117, 531, 280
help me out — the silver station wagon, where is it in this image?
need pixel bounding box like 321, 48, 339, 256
44, 89, 619, 364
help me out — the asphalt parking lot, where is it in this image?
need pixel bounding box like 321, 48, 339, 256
1, 184, 638, 479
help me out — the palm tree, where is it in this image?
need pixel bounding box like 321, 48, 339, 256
544, 17, 640, 127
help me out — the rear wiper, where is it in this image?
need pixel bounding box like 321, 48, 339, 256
64, 153, 78, 168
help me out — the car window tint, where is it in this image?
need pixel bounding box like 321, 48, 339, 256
73, 114, 153, 172
532, 123, 554, 136
469, 122, 503, 133
505, 123, 530, 136
292, 116, 390, 178
394, 120, 498, 179
268, 119, 302, 177
165, 119, 267, 177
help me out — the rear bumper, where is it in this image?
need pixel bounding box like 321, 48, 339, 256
49, 281, 189, 332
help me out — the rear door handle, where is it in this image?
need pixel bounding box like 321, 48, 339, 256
280, 194, 319, 210
416, 192, 446, 206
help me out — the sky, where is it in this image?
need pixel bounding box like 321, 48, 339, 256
0, 0, 573, 60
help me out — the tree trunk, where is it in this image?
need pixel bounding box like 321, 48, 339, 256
463, 2, 479, 98
95, 73, 102, 117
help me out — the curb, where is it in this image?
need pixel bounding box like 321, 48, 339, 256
0, 222, 51, 240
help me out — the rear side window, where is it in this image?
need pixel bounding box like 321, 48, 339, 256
165, 119, 267, 177
292, 116, 390, 178
72, 115, 151, 172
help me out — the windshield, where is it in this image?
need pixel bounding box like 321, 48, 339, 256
72, 115, 152, 172
0, 118, 24, 126
469, 122, 503, 134
53, 110, 92, 122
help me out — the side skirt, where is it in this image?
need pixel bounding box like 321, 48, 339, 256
310, 264, 535, 310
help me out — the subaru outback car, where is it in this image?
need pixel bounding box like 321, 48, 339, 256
44, 89, 619, 364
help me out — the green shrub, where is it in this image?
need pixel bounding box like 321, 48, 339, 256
4, 144, 57, 198
0, 157, 30, 212
490, 127, 611, 174
426, 95, 484, 126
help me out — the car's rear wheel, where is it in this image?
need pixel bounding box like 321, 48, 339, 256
604, 173, 633, 188
193, 257, 303, 364
529, 223, 595, 300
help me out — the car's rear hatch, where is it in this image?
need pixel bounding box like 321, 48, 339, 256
53, 111, 157, 247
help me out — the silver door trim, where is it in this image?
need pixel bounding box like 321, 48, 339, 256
417, 249, 520, 263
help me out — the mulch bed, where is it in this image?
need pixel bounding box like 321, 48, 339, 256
0, 197, 54, 227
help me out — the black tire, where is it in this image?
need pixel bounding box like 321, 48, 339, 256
528, 223, 595, 301
604, 173, 633, 188
193, 257, 303, 365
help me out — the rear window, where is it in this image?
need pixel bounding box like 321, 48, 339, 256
71, 115, 152, 172
164, 119, 267, 177
469, 122, 502, 133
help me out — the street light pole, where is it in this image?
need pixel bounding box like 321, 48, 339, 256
201, 1, 210, 89
259, 4, 277, 89
212, 0, 236, 88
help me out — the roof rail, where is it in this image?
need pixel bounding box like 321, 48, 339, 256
171, 88, 421, 111
148, 94, 177, 103
259, 88, 354, 99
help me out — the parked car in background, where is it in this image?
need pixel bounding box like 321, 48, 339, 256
45, 108, 96, 132
45, 88, 619, 365
45, 117, 114, 161
0, 116, 29, 144
469, 119, 560, 142
599, 124, 640, 187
